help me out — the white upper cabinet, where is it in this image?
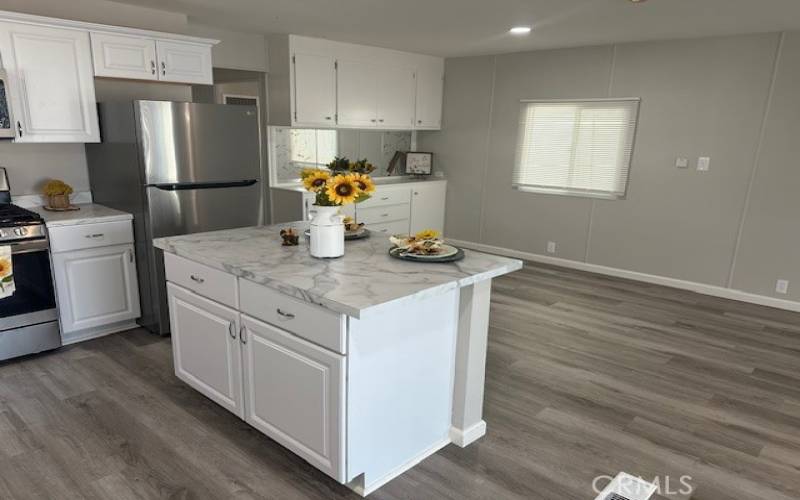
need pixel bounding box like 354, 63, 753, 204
156, 40, 213, 85
91, 32, 158, 81
292, 51, 336, 127
414, 60, 445, 130
337, 59, 378, 128
376, 64, 416, 129
0, 22, 100, 143
269, 34, 444, 130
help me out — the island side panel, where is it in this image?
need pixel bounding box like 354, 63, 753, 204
451, 279, 492, 446
346, 288, 460, 495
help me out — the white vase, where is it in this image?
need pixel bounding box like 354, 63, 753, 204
309, 205, 345, 258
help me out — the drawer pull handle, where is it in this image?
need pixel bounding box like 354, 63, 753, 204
240, 325, 247, 344
85, 233, 104, 239
228, 322, 236, 339
276, 308, 295, 319
190, 275, 205, 284
380, 197, 389, 201
381, 213, 389, 217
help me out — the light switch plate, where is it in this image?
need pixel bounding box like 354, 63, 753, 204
697, 157, 711, 172
675, 157, 689, 168
776, 279, 790, 295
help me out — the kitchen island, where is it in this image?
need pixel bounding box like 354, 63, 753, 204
153, 224, 521, 495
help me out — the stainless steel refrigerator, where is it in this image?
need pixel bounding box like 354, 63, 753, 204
86, 100, 263, 335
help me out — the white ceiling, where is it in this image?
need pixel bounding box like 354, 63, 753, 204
111, 0, 800, 57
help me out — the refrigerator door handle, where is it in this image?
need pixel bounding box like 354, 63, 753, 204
148, 179, 258, 191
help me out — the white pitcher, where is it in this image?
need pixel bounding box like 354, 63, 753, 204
309, 205, 345, 258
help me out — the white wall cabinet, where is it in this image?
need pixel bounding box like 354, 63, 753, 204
155, 39, 213, 85
49, 219, 141, 344
414, 61, 445, 129
0, 22, 100, 143
241, 315, 345, 480
91, 32, 158, 81
168, 283, 244, 418
269, 34, 444, 130
292, 51, 336, 127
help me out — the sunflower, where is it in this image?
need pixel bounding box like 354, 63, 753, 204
0, 257, 11, 279
325, 174, 361, 205
415, 229, 440, 241
299, 167, 319, 180
302, 170, 331, 192
349, 173, 375, 194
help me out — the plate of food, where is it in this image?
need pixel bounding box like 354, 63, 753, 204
303, 216, 371, 241
388, 230, 465, 263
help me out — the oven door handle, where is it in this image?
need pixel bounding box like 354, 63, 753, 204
9, 239, 49, 254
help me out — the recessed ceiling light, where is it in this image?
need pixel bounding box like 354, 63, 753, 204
509, 26, 532, 35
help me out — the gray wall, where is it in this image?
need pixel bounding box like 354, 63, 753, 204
419, 31, 800, 303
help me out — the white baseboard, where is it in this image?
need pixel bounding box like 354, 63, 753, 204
61, 320, 138, 346
449, 239, 800, 314
347, 437, 452, 497
450, 420, 487, 447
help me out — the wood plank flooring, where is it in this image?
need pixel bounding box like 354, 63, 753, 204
2, 262, 800, 499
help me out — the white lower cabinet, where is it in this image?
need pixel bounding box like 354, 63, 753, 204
241, 315, 345, 481
168, 283, 244, 418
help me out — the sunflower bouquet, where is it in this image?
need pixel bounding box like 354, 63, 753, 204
300, 164, 376, 207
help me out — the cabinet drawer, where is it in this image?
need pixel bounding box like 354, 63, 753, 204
164, 253, 238, 309
239, 279, 346, 354
358, 187, 411, 208
357, 203, 410, 225
368, 219, 410, 236
49, 220, 133, 253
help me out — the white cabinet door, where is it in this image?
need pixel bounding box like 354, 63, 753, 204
90, 32, 158, 81
241, 315, 345, 482
336, 59, 377, 128
167, 283, 244, 418
292, 51, 336, 127
409, 182, 447, 235
0, 22, 99, 142
375, 65, 416, 129
414, 63, 444, 129
156, 40, 213, 85
53, 244, 141, 333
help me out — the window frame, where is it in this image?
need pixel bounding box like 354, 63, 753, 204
513, 97, 641, 201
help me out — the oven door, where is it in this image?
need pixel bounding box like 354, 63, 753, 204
0, 72, 14, 139
0, 238, 58, 332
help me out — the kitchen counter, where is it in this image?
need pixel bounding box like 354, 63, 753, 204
31, 203, 132, 227
270, 176, 446, 193
155, 222, 520, 495
153, 223, 520, 318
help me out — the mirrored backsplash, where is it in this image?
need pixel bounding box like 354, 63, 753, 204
269, 127, 412, 184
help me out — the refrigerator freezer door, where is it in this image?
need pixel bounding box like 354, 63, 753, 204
137, 100, 260, 186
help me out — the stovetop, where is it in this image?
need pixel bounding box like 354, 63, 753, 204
0, 203, 43, 226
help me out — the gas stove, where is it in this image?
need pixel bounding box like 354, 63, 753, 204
0, 203, 46, 242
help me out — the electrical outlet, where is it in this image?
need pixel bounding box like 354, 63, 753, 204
776, 279, 790, 295
697, 156, 711, 172
546, 241, 556, 254
675, 157, 689, 168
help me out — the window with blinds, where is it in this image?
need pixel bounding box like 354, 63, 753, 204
513, 98, 640, 199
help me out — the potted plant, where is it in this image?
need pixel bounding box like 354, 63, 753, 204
300, 159, 375, 258
42, 179, 74, 210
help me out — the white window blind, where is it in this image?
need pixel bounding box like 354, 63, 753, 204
513, 98, 640, 199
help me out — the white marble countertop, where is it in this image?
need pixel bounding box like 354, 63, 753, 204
31, 203, 132, 227
154, 224, 521, 318
271, 176, 446, 192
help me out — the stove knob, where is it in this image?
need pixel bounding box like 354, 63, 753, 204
14, 227, 27, 237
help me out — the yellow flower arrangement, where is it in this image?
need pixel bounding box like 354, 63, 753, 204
302, 170, 330, 192
326, 175, 360, 205
42, 179, 73, 197
0, 257, 11, 279
349, 173, 375, 194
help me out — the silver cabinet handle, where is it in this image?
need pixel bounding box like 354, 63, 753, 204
381, 213, 389, 217
190, 275, 205, 284
127, 249, 133, 263
85, 233, 104, 239
380, 197, 389, 201
325, 116, 332, 120
417, 120, 423, 124
378, 119, 384, 123
161, 61, 166, 76
151, 60, 156, 75
276, 308, 295, 319
228, 322, 236, 339
239, 325, 247, 344
16, 121, 22, 138
370, 119, 377, 123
